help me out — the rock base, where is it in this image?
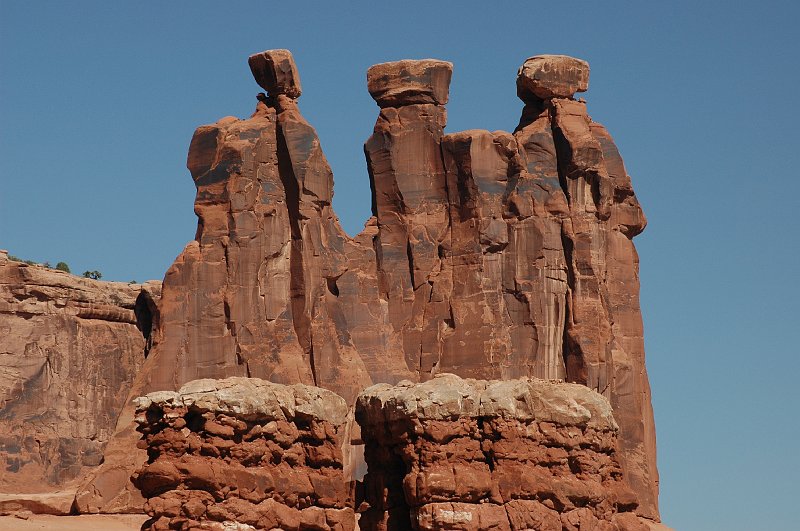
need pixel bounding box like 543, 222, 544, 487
356, 374, 646, 531
132, 378, 355, 531
132, 375, 664, 530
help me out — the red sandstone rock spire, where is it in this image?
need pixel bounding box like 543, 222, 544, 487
364, 58, 454, 379
514, 55, 657, 518
64, 49, 661, 522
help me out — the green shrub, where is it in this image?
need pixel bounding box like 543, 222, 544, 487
83, 270, 102, 280
8, 255, 37, 266
55, 262, 71, 273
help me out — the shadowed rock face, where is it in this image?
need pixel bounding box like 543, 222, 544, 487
79, 50, 660, 520
0, 253, 159, 494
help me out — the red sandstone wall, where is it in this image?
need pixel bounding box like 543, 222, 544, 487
0, 252, 157, 497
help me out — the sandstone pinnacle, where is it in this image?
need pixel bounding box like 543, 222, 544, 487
517, 54, 590, 101
248, 49, 302, 99
0, 49, 659, 521
367, 59, 453, 107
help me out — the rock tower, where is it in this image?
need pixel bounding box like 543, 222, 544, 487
0, 50, 660, 523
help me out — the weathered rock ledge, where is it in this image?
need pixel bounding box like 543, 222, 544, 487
132, 378, 354, 531
132, 375, 662, 530
356, 374, 648, 531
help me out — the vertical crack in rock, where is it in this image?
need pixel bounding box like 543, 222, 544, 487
275, 117, 314, 385
134, 290, 159, 358
560, 227, 584, 384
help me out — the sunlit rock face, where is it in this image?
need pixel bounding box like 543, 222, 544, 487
78, 49, 659, 520
0, 253, 158, 494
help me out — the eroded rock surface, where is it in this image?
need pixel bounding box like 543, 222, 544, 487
132, 378, 354, 531
79, 50, 659, 520
248, 49, 302, 99
0, 251, 159, 495
367, 59, 453, 107
517, 55, 590, 100
356, 374, 647, 531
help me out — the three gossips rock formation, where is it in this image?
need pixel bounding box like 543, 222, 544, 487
0, 49, 663, 529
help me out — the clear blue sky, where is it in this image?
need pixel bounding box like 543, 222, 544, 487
1, 2, 798, 528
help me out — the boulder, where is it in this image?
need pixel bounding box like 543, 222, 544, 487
132, 377, 355, 531
517, 54, 590, 100
367, 59, 452, 107
356, 375, 638, 531
248, 49, 302, 98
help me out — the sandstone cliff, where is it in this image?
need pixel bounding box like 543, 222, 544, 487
73, 50, 657, 521
0, 250, 159, 505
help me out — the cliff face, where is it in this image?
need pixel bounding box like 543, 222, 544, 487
77, 50, 658, 520
0, 251, 158, 495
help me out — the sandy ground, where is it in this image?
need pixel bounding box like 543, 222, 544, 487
0, 514, 148, 530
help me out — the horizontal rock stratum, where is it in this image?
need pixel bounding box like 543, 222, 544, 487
0, 48, 661, 525
132, 378, 354, 530
356, 374, 617, 427
357, 374, 648, 531
132, 376, 662, 530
